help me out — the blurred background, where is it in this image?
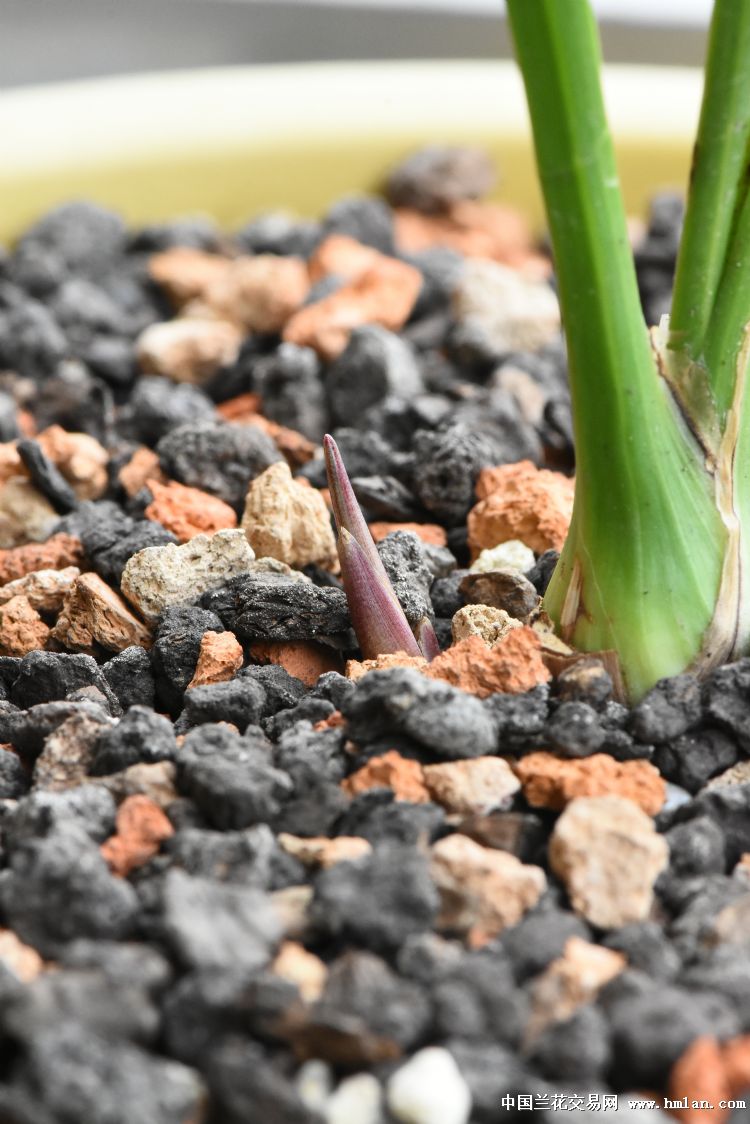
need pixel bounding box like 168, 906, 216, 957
1, 0, 710, 88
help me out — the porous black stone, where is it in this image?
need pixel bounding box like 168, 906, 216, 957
161, 868, 281, 973
102, 646, 156, 711
157, 421, 281, 509
652, 727, 738, 793
150, 606, 224, 714
176, 678, 267, 735
543, 701, 605, 758
630, 672, 702, 743
10, 652, 115, 711
376, 530, 434, 623
322, 193, 395, 253
16, 439, 78, 513
178, 724, 292, 830
202, 573, 350, 642
311, 843, 439, 952
254, 342, 328, 442
342, 668, 497, 758
0, 827, 138, 956
118, 376, 216, 445
90, 706, 176, 775
0, 747, 28, 799
412, 423, 507, 526
326, 324, 423, 425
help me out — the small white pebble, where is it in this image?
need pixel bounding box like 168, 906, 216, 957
296, 1059, 333, 1110
470, 539, 535, 575
387, 1047, 471, 1124
326, 1073, 382, 1124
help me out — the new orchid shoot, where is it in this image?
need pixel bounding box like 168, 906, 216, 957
323, 434, 437, 661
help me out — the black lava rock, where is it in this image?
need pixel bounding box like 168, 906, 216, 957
161, 868, 281, 972
10, 652, 115, 711
664, 816, 727, 877
118, 376, 216, 445
702, 658, 750, 751
501, 906, 590, 983
178, 724, 292, 830
322, 193, 395, 253
529, 1005, 612, 1082
430, 570, 469, 618
238, 664, 307, 716
176, 678, 268, 735
432, 948, 528, 1049
150, 606, 224, 714
483, 683, 551, 754
602, 922, 681, 980
254, 342, 328, 442
0, 827, 138, 956
16, 439, 78, 513
653, 727, 738, 793
102, 646, 156, 711
326, 324, 423, 425
376, 530, 434, 623
311, 843, 439, 952
412, 423, 506, 526
543, 701, 605, 758
629, 672, 702, 743
157, 421, 281, 509
17, 201, 126, 277
336, 790, 445, 846
526, 549, 560, 595
90, 706, 176, 775
202, 573, 350, 642
342, 668, 497, 758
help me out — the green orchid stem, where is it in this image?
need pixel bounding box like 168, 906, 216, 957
506, 0, 729, 700
669, 0, 750, 370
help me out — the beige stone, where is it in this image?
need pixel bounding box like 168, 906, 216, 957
136, 317, 243, 384
277, 833, 372, 869
118, 447, 168, 497
423, 757, 520, 815
272, 940, 327, 1002
149, 246, 232, 308
52, 571, 153, 652
271, 885, 314, 940
0, 929, 44, 983
526, 936, 626, 1043
549, 796, 669, 930
93, 760, 178, 809
430, 833, 546, 947
453, 258, 560, 353
120, 529, 255, 623
450, 604, 522, 647
33, 708, 114, 792
0, 478, 59, 548
0, 566, 80, 613
0, 594, 50, 656
202, 254, 310, 332
345, 651, 427, 681
241, 461, 337, 570
37, 426, 109, 501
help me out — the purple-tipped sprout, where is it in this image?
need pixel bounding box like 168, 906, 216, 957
323, 434, 436, 662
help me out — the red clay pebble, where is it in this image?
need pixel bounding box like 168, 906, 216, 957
247, 640, 343, 687
187, 630, 244, 688
426, 629, 550, 697
513, 752, 666, 816
0, 533, 85, 586
144, 479, 237, 543
468, 460, 575, 556
100, 795, 174, 878
118, 447, 168, 497
368, 521, 448, 547
667, 1037, 731, 1123
282, 254, 422, 360
0, 595, 50, 656
341, 750, 430, 803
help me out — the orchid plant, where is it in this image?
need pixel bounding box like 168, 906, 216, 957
323, 434, 440, 662
506, 0, 750, 700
